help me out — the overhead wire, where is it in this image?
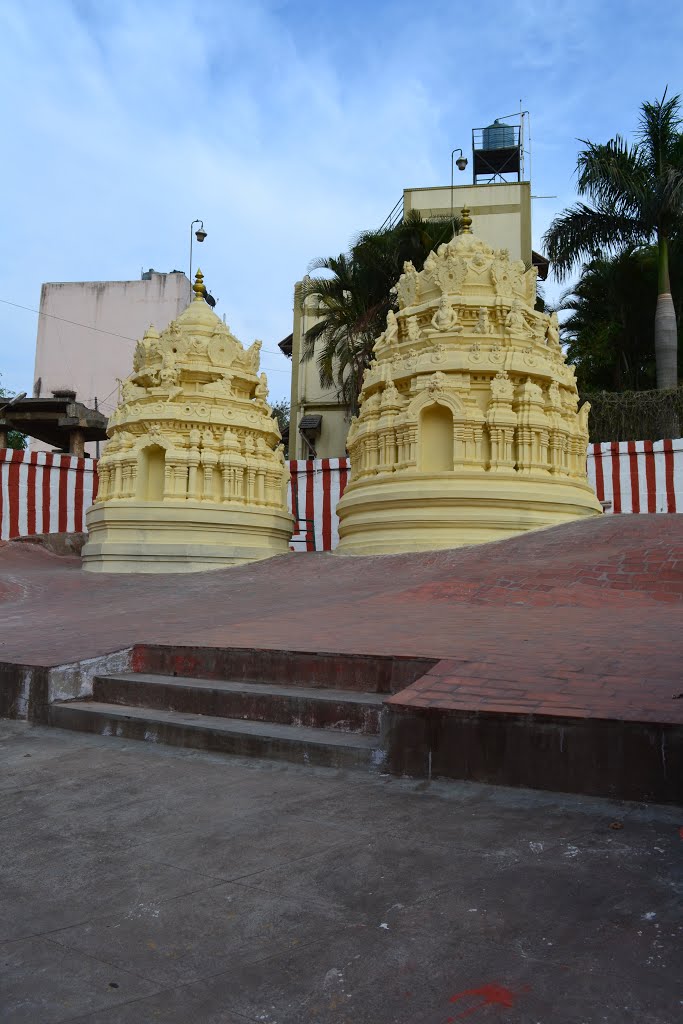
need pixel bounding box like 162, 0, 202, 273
0, 296, 291, 359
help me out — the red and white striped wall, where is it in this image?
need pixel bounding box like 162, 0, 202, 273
587, 439, 683, 514
288, 458, 349, 551
1, 444, 681, 546
0, 449, 98, 540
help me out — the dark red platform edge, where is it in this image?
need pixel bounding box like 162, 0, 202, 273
383, 704, 683, 805
131, 644, 436, 695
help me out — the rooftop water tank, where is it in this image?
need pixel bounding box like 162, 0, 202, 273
482, 119, 515, 151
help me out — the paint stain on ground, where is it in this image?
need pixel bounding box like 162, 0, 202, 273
448, 983, 528, 1019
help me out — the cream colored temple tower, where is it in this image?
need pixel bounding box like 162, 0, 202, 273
82, 271, 293, 572
336, 210, 602, 556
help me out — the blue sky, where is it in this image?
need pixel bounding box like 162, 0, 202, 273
1, 0, 681, 406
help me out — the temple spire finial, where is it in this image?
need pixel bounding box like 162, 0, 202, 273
460, 206, 473, 234
193, 268, 205, 301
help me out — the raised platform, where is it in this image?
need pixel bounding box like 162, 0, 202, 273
1, 515, 681, 802
82, 501, 293, 572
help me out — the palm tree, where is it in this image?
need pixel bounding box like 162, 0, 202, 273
302, 212, 457, 412
559, 248, 661, 391
543, 91, 683, 389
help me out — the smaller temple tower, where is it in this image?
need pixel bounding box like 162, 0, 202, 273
82, 271, 293, 572
336, 211, 602, 555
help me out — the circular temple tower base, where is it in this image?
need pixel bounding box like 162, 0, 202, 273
82, 502, 293, 573
336, 472, 601, 556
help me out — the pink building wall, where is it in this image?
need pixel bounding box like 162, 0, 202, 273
32, 271, 191, 455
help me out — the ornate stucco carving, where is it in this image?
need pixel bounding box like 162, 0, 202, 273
336, 213, 601, 555
83, 270, 292, 573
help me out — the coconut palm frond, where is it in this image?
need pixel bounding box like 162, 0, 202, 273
576, 137, 648, 213
638, 90, 683, 171
543, 203, 649, 279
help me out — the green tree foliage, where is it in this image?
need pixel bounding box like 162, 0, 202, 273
0, 377, 27, 450
559, 246, 683, 391
270, 398, 290, 456
544, 91, 683, 389
302, 212, 458, 412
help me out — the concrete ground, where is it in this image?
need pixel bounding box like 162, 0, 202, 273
2, 720, 681, 1024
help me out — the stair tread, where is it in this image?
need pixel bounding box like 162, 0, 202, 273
55, 701, 379, 749
99, 673, 385, 706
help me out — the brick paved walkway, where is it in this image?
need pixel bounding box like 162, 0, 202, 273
1, 516, 681, 727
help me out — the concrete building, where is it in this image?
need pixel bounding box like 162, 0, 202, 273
31, 270, 191, 455
281, 281, 352, 462
404, 181, 532, 264
285, 181, 547, 461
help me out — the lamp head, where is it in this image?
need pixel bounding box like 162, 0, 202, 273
455, 156, 468, 172
195, 226, 207, 243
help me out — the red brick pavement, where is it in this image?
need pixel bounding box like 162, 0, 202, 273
1, 515, 682, 725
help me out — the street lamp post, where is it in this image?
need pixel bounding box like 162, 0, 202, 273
450, 149, 469, 232
189, 219, 207, 286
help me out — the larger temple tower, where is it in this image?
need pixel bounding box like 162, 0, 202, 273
82, 271, 293, 572
336, 211, 601, 555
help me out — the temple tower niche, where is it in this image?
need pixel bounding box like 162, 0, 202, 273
336, 210, 601, 555
82, 271, 293, 572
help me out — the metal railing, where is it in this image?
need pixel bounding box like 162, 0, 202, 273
379, 196, 404, 232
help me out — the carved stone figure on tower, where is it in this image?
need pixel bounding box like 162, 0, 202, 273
396, 260, 421, 308
546, 311, 561, 349
473, 307, 493, 335
385, 309, 399, 346
431, 296, 461, 333
505, 300, 526, 337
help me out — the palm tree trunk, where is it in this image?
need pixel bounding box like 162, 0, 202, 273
654, 234, 678, 390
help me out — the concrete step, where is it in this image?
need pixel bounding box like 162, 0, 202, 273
94, 673, 384, 734
48, 701, 386, 771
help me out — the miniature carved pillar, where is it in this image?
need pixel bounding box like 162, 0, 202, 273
200, 450, 218, 501
163, 459, 175, 501
113, 460, 123, 498
173, 453, 189, 498
187, 448, 200, 499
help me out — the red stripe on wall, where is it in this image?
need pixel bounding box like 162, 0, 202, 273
92, 460, 99, 502
74, 460, 84, 531
644, 440, 656, 512
338, 457, 348, 502
321, 458, 332, 552
58, 456, 69, 534
8, 450, 22, 538
610, 441, 621, 513
305, 460, 315, 551
663, 439, 676, 512
26, 455, 37, 534
627, 441, 639, 513
592, 444, 605, 503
